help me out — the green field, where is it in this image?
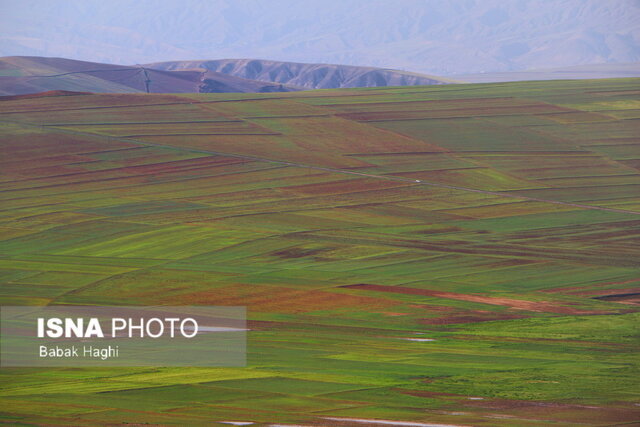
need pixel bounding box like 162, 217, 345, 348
1, 79, 639, 426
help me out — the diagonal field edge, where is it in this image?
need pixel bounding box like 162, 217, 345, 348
2, 118, 639, 217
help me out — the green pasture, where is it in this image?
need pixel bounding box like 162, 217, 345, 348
1, 78, 639, 425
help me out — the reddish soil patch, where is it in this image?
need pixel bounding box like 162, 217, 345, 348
175, 284, 396, 314
397, 387, 640, 424
414, 304, 526, 325
342, 284, 602, 314
399, 386, 640, 425
600, 278, 640, 286
271, 247, 327, 259
462, 398, 640, 424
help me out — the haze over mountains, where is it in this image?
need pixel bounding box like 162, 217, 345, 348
455, 62, 640, 83
2, 0, 638, 76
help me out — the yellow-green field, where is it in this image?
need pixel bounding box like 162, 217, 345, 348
1, 79, 639, 426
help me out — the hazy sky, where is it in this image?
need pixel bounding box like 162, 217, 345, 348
1, 0, 638, 75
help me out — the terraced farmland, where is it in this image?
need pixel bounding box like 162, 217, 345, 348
1, 79, 639, 426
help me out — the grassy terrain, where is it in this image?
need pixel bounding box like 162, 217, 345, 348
1, 79, 639, 426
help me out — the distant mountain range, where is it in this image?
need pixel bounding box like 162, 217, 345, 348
148, 59, 452, 90
1, 0, 638, 75
0, 56, 451, 96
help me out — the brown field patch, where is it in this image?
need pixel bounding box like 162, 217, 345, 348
0, 154, 97, 172
0, 93, 193, 114
397, 388, 640, 424
414, 303, 526, 325
462, 398, 640, 425
174, 284, 396, 313
342, 284, 602, 314
1, 133, 136, 162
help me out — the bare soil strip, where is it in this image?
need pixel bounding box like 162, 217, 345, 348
341, 284, 602, 314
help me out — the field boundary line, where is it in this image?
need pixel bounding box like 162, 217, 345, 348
2, 118, 639, 217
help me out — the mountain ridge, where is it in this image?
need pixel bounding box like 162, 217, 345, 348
146, 58, 455, 89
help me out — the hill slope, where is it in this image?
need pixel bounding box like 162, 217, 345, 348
0, 79, 639, 425
148, 58, 453, 89
0, 56, 300, 95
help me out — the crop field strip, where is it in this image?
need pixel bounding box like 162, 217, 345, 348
2, 115, 638, 218
0, 79, 639, 425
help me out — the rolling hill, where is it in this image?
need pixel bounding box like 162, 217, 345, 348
0, 56, 301, 96
0, 56, 452, 96
148, 58, 454, 89
0, 78, 638, 425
